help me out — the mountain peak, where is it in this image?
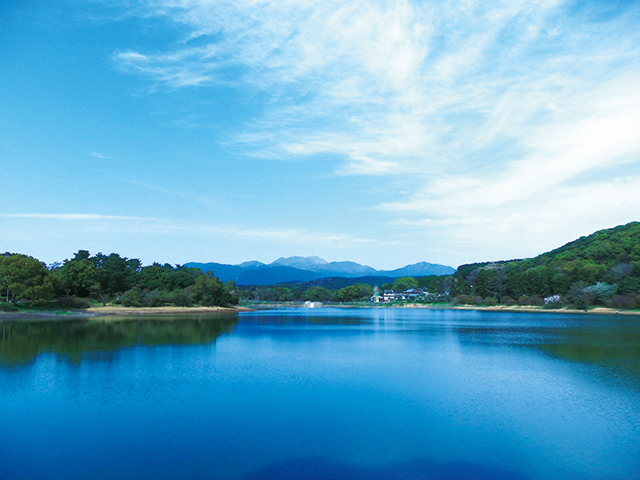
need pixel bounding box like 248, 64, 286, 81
271, 256, 328, 268
238, 261, 265, 268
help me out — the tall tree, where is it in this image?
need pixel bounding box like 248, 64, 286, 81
0, 254, 53, 304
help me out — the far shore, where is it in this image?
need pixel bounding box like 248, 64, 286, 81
0, 305, 252, 322
86, 305, 253, 316
423, 304, 640, 316
243, 302, 640, 316
2, 303, 639, 321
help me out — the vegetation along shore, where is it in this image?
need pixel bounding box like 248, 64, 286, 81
2, 221, 640, 317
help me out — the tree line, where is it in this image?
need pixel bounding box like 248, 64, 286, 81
238, 222, 640, 310
0, 250, 238, 309
449, 222, 640, 309
3, 222, 640, 311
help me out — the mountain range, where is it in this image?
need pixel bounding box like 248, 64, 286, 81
186, 256, 455, 285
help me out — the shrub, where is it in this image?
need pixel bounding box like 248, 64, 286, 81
517, 295, 532, 306
453, 294, 475, 305
572, 296, 589, 310
483, 297, 498, 306
56, 296, 91, 309
142, 290, 166, 307
502, 296, 517, 306
531, 296, 544, 306
583, 282, 616, 305
0, 302, 18, 312
120, 289, 142, 307
607, 294, 640, 310
170, 287, 193, 307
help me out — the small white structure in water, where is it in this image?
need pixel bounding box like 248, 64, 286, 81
304, 301, 323, 308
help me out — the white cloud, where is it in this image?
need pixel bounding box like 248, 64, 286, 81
107, 0, 640, 263
1, 213, 388, 248
110, 0, 640, 172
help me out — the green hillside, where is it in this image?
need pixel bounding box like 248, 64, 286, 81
454, 222, 640, 308
2, 222, 639, 310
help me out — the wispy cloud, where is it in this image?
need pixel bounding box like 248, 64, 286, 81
0, 213, 143, 221
110, 0, 640, 170
107, 0, 640, 263
2, 213, 389, 248
379, 71, 640, 260
90, 151, 110, 159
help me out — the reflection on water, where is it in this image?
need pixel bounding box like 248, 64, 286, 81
240, 308, 640, 388
539, 325, 640, 384
1, 308, 640, 480
0, 314, 238, 367
239, 456, 529, 480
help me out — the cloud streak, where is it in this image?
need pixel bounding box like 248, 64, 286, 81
111, 1, 640, 166
107, 0, 640, 263
1, 213, 389, 248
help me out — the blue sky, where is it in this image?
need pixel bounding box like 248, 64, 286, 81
1, 0, 639, 269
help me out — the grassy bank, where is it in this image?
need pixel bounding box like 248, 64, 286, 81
0, 304, 251, 321
240, 300, 640, 316
3, 301, 639, 321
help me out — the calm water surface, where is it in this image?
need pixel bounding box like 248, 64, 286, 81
1, 308, 640, 480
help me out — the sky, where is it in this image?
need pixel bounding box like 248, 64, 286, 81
1, 0, 640, 270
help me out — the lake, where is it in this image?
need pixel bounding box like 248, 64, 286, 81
1, 308, 640, 480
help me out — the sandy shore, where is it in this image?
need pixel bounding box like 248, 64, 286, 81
2, 303, 638, 321
85, 305, 252, 316
400, 303, 640, 316
0, 305, 251, 321
244, 302, 640, 316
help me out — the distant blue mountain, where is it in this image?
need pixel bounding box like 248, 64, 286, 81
187, 256, 454, 285
234, 266, 324, 285
379, 262, 455, 277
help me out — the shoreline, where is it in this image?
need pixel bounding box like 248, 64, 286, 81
415, 304, 640, 316
0, 305, 252, 322
2, 303, 639, 321
242, 302, 640, 316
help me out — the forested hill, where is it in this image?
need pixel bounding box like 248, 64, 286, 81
454, 222, 640, 308
2, 222, 639, 310
534, 221, 640, 268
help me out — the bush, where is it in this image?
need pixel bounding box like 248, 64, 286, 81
572, 296, 589, 310
170, 287, 193, 307
502, 296, 517, 306
0, 302, 18, 312
483, 297, 498, 306
453, 295, 473, 305
583, 282, 616, 305
531, 296, 544, 306
56, 296, 91, 309
607, 294, 640, 310
517, 295, 532, 306
142, 289, 166, 307
120, 289, 142, 307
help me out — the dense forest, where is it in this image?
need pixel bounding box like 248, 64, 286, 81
2, 222, 640, 310
216, 222, 640, 309
449, 221, 640, 309
0, 250, 238, 310
237, 275, 450, 303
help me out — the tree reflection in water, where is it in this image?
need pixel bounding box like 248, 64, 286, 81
0, 314, 239, 367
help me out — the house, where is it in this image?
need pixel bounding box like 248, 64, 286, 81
383, 290, 397, 302
373, 288, 427, 303
403, 288, 423, 299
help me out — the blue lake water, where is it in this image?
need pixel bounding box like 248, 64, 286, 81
1, 308, 640, 480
